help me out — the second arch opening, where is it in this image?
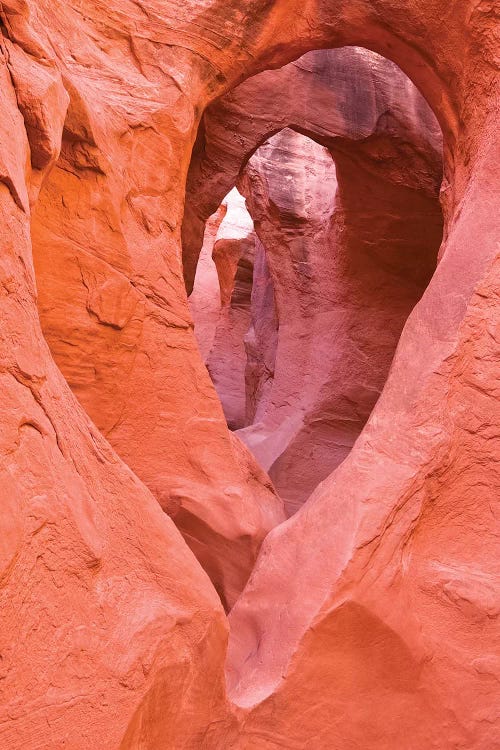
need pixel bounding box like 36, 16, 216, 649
184, 46, 444, 517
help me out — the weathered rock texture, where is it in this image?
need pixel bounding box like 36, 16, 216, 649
0, 15, 231, 750
187, 48, 444, 513
29, 14, 285, 610
188, 202, 226, 362
0, 0, 498, 748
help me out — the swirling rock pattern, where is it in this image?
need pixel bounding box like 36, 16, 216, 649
0, 0, 497, 748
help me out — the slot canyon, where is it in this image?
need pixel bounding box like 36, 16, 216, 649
0, 2, 498, 749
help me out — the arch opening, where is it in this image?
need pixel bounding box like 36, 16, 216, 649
185, 47, 445, 515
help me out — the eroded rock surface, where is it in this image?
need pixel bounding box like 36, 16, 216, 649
182, 47, 443, 294
0, 0, 498, 748
187, 48, 444, 512
206, 189, 257, 430
188, 203, 226, 361
29, 10, 285, 610
0, 17, 231, 750
191, 187, 280, 434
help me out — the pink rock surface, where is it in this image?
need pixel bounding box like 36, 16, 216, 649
189, 203, 226, 361
236, 131, 343, 506
244, 239, 279, 426
223, 10, 500, 749
242, 130, 442, 512
206, 189, 257, 430
187, 48, 444, 513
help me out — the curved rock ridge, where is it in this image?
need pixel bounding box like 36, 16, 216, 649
0, 13, 232, 750
29, 11, 286, 609
182, 46, 443, 295
0, 0, 497, 748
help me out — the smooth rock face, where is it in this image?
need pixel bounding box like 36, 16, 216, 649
189, 203, 227, 362
0, 1, 498, 749
240, 126, 443, 513
30, 18, 285, 610
187, 48, 444, 513
206, 189, 257, 430
244, 239, 279, 427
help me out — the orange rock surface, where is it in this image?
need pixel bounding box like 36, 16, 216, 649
29, 11, 285, 609
0, 0, 498, 748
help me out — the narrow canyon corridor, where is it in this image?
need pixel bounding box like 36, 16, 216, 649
0, 2, 498, 749
187, 49, 444, 514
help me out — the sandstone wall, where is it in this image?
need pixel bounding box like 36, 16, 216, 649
0, 0, 497, 747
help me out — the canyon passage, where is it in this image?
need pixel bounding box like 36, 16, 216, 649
0, 1, 499, 749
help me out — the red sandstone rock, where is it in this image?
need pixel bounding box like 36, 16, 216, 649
187, 49, 444, 513
0, 0, 498, 748
182, 47, 443, 294
28, 16, 285, 609
223, 13, 500, 750
0, 21, 231, 750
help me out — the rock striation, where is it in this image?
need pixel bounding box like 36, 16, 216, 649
29, 14, 286, 610
0, 12, 231, 749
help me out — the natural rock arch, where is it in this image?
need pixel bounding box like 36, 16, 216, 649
182, 47, 443, 295
184, 47, 445, 513
191, 3, 499, 746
